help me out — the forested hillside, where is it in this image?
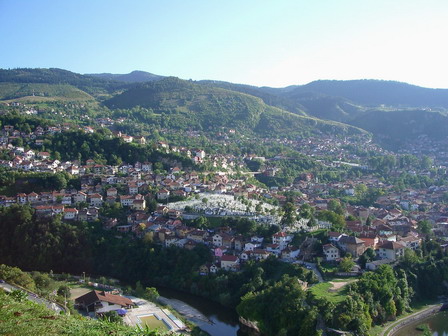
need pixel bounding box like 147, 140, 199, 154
2, 68, 448, 147
88, 70, 164, 83
287, 79, 448, 108
104, 77, 364, 137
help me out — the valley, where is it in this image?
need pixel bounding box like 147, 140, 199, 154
1, 68, 448, 336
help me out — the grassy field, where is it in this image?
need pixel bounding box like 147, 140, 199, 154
309, 279, 354, 304
69, 286, 91, 300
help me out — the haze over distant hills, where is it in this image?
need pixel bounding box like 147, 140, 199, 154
2, 67, 448, 148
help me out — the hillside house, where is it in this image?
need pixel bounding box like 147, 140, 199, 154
378, 241, 406, 261
338, 236, 366, 258
220, 255, 239, 271
75, 290, 133, 314
323, 243, 340, 261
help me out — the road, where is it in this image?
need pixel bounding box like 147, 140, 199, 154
303, 262, 324, 283
0, 281, 66, 314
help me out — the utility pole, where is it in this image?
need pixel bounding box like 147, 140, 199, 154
64, 291, 69, 315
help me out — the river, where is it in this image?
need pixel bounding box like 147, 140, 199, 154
157, 287, 250, 336
394, 311, 448, 336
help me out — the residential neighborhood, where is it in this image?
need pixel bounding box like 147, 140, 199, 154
1, 120, 447, 278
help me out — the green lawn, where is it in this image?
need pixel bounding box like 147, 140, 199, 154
309, 281, 350, 304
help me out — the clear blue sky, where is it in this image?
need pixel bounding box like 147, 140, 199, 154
1, 0, 448, 88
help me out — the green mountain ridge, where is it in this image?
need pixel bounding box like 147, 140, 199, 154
198, 80, 307, 116
104, 76, 365, 137
0, 82, 95, 102
200, 78, 448, 144
88, 70, 164, 83
275, 79, 448, 108
2, 68, 448, 145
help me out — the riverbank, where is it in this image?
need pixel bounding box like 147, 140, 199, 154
377, 303, 442, 336
157, 287, 242, 336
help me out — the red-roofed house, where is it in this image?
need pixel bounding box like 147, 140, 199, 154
378, 241, 406, 261
64, 208, 79, 220
220, 255, 240, 271
75, 290, 133, 314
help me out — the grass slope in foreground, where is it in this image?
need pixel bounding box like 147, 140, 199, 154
0, 289, 171, 336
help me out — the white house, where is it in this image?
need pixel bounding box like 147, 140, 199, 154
212, 234, 223, 247
323, 243, 340, 261
89, 194, 103, 207
220, 255, 239, 271
272, 232, 292, 249
63, 208, 79, 220
378, 241, 406, 261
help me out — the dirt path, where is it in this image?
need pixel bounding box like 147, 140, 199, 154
328, 281, 348, 291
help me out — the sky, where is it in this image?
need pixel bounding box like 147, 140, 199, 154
1, 0, 448, 88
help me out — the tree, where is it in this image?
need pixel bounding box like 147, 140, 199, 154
237, 275, 309, 335
299, 203, 314, 219
143, 232, 154, 243
8, 289, 28, 302
358, 248, 375, 269
418, 220, 432, 235
328, 199, 344, 216
57, 284, 71, 298
146, 198, 158, 213
32, 272, 53, 292
317, 210, 345, 229
134, 281, 145, 297
281, 202, 297, 227
355, 184, 367, 198
193, 216, 209, 229
339, 256, 355, 272
0, 264, 36, 291
144, 287, 159, 302
100, 310, 122, 324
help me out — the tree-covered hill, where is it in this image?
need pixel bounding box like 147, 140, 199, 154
0, 82, 95, 102
351, 109, 448, 148
283, 79, 448, 108
104, 77, 365, 137
0, 68, 130, 97
88, 70, 164, 83
198, 80, 307, 116
4, 68, 448, 145
288, 92, 366, 123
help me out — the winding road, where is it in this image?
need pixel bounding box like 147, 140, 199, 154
0, 281, 66, 314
